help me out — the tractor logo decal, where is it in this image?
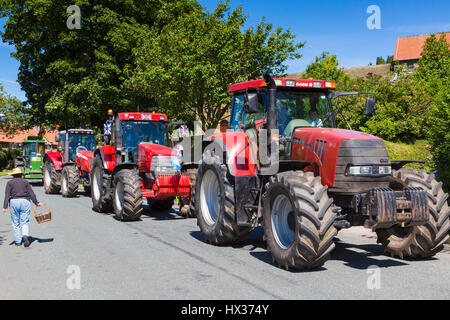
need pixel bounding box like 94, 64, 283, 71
104, 123, 112, 135
314, 140, 327, 163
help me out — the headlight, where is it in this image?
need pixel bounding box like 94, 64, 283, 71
347, 165, 391, 176
151, 156, 180, 176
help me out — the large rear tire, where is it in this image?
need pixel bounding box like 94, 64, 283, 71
262, 171, 337, 270
91, 156, 113, 213
376, 168, 450, 259
43, 160, 60, 194
61, 165, 80, 198
113, 169, 143, 221
195, 152, 252, 245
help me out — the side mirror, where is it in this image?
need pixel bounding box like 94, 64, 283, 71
365, 97, 376, 117
244, 92, 260, 114
55, 134, 61, 143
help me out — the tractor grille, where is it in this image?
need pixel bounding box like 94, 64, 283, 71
331, 140, 391, 195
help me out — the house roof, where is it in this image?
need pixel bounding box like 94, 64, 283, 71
394, 32, 450, 62
0, 127, 58, 145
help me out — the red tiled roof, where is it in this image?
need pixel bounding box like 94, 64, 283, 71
394, 32, 450, 62
0, 127, 58, 145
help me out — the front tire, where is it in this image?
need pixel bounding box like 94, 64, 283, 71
113, 169, 143, 221
376, 168, 450, 259
61, 166, 80, 198
43, 160, 60, 194
262, 171, 337, 270
195, 153, 252, 245
91, 156, 113, 213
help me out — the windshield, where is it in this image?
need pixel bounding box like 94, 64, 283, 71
23, 142, 44, 156
67, 134, 96, 161
232, 90, 334, 136
122, 121, 167, 150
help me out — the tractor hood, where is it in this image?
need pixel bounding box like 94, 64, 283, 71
292, 128, 382, 143
290, 128, 389, 191
138, 143, 176, 158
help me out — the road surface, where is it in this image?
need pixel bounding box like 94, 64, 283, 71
0, 176, 449, 300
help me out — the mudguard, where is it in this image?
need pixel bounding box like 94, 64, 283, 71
75, 150, 95, 173
94, 146, 116, 172
44, 152, 63, 170
205, 131, 257, 177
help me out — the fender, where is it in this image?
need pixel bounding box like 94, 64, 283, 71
203, 132, 258, 226
203, 131, 257, 177
44, 152, 63, 170
94, 146, 115, 172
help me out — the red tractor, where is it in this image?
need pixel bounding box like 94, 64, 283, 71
193, 74, 449, 270
89, 111, 191, 221
43, 129, 96, 197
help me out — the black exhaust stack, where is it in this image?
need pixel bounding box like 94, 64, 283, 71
264, 74, 277, 134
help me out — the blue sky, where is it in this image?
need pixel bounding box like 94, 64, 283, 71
1, 0, 450, 101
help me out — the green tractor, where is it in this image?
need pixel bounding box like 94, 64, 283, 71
14, 136, 45, 179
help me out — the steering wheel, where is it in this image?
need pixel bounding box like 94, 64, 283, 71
76, 146, 87, 153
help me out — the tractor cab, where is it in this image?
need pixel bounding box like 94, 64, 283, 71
228, 78, 338, 160
23, 139, 46, 158
106, 112, 169, 164
15, 138, 45, 179
56, 129, 96, 162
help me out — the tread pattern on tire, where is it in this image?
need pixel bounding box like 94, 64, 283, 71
263, 171, 337, 270
114, 169, 143, 221
196, 152, 252, 245
61, 165, 80, 198
91, 156, 113, 213
376, 168, 450, 259
44, 161, 61, 194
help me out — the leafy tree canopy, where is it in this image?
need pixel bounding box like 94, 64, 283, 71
125, 0, 304, 129
0, 0, 201, 130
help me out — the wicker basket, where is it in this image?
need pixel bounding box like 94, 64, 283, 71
34, 204, 52, 224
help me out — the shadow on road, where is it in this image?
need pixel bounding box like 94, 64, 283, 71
28, 236, 54, 245
141, 205, 186, 221
330, 238, 411, 269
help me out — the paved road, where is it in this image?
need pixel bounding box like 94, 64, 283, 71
0, 176, 449, 300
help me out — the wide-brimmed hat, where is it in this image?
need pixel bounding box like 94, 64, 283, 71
10, 168, 24, 176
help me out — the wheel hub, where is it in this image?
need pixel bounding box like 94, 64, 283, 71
271, 194, 295, 249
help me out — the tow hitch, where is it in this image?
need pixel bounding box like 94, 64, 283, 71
352, 187, 429, 229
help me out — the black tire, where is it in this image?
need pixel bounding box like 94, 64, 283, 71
61, 165, 80, 198
90, 156, 113, 213
195, 151, 252, 245
113, 169, 143, 221
376, 168, 450, 259
43, 160, 61, 194
148, 198, 175, 211
179, 168, 197, 218
262, 171, 337, 270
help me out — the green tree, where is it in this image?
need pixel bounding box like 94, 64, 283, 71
0, 85, 28, 136
126, 1, 304, 129
304, 52, 350, 85
0, 0, 201, 130
415, 33, 450, 189
376, 56, 386, 65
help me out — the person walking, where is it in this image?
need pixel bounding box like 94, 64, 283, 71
3, 168, 42, 247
